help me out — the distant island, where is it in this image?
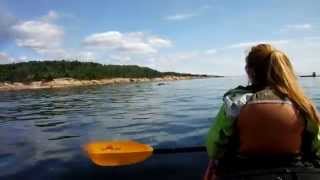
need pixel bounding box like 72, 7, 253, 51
300, 72, 318, 78
0, 61, 222, 91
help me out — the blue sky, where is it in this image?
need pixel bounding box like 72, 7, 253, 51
0, 0, 319, 75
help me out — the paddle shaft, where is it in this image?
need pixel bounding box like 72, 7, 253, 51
153, 146, 206, 154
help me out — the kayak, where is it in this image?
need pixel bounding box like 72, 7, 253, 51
84, 140, 320, 180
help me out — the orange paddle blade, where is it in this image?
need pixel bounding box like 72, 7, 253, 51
84, 140, 154, 166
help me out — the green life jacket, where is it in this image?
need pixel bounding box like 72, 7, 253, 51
206, 86, 320, 161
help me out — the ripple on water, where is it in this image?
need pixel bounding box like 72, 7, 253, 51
0, 153, 15, 167
35, 121, 66, 127
2, 77, 320, 178
48, 135, 80, 141
43, 148, 76, 157
40, 121, 72, 133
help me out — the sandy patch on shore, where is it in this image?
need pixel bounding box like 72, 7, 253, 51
0, 76, 200, 91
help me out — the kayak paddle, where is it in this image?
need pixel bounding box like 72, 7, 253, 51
84, 140, 206, 166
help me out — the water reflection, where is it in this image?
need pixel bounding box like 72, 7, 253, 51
1, 77, 320, 179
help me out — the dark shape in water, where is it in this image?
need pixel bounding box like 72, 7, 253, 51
157, 83, 166, 86
48, 135, 80, 141
35, 121, 65, 127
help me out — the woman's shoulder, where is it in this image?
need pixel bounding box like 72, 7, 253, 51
222, 85, 255, 119
224, 86, 286, 101
223, 85, 254, 98
221, 86, 288, 119
250, 87, 287, 101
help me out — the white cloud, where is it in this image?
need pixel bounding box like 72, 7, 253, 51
13, 21, 63, 50
0, 52, 13, 64
165, 13, 198, 21
303, 36, 320, 41
83, 31, 172, 54
145, 37, 320, 76
227, 40, 290, 49
205, 49, 217, 54
148, 37, 172, 47
117, 42, 156, 54
281, 24, 313, 32
12, 11, 65, 57
18, 56, 28, 61
164, 5, 212, 21
83, 31, 123, 47
41, 10, 59, 22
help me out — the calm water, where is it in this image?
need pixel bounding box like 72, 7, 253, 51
1, 77, 320, 179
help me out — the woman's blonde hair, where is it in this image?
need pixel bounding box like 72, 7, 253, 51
246, 44, 320, 124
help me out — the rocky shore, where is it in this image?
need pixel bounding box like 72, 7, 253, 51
0, 76, 205, 91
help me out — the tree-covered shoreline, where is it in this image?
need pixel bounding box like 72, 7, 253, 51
0, 61, 219, 83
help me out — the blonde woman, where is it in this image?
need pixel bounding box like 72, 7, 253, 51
205, 44, 320, 180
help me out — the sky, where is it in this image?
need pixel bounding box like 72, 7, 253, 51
0, 0, 319, 76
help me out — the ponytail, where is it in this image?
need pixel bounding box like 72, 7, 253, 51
268, 51, 320, 124
247, 44, 320, 124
